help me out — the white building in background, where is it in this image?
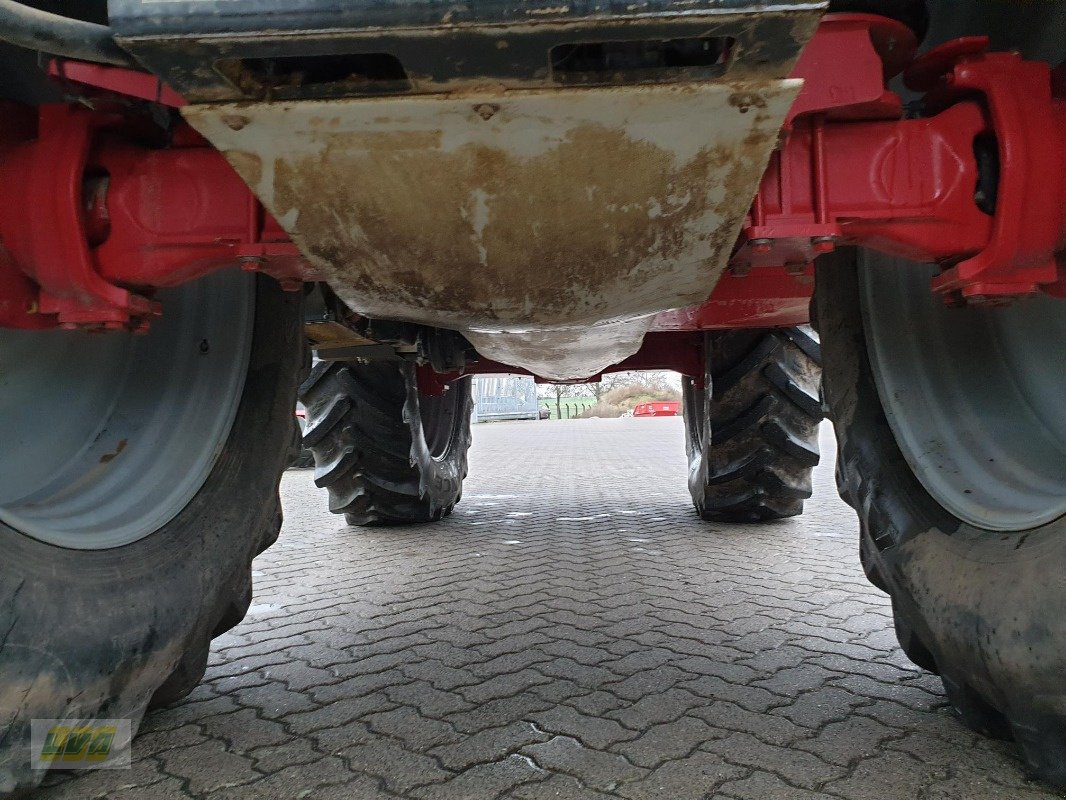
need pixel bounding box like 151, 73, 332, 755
471, 375, 541, 422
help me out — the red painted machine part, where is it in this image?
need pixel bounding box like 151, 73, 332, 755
910, 43, 1066, 298
650, 268, 813, 332
0, 105, 160, 329
47, 60, 187, 108
1, 15, 1065, 333
91, 142, 315, 290
654, 19, 1065, 332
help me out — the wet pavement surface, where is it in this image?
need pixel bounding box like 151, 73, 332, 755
40, 418, 1060, 799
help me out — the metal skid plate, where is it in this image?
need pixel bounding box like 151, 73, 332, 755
175, 3, 817, 378
186, 78, 801, 378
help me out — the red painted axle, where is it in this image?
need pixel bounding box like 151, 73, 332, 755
1, 15, 1064, 332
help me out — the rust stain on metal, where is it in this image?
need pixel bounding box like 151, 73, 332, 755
728, 90, 769, 113
223, 150, 263, 187
271, 125, 757, 326
221, 114, 250, 131
99, 438, 128, 464
526, 5, 572, 14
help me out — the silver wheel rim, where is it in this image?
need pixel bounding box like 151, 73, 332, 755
858, 252, 1066, 532
0, 270, 255, 549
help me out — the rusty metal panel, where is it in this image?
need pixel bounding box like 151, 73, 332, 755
184, 80, 802, 378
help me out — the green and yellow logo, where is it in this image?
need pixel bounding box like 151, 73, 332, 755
38, 725, 116, 763
30, 719, 131, 770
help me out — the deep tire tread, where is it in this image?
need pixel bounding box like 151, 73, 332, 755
691, 328, 823, 522
299, 361, 472, 527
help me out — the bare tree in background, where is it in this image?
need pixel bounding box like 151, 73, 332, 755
604, 371, 678, 393
589, 379, 607, 402
537, 382, 580, 419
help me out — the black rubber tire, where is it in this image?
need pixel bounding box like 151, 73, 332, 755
816, 249, 1066, 789
299, 360, 472, 526
684, 328, 823, 522
828, 1, 929, 40
0, 278, 304, 794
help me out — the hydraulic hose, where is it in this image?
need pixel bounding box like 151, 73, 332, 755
0, 1, 135, 67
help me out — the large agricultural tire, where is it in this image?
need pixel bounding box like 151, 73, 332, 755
299, 360, 472, 526
684, 328, 823, 522
816, 249, 1066, 788
0, 274, 304, 793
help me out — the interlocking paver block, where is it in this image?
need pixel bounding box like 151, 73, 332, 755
522, 736, 647, 791
364, 707, 463, 751
409, 755, 546, 799
339, 739, 453, 793
793, 715, 900, 766
608, 687, 704, 728
208, 756, 360, 800
613, 716, 727, 768
287, 694, 395, 733
155, 739, 260, 794
130, 724, 206, 754
100, 777, 190, 800
430, 721, 550, 771
615, 750, 747, 800
770, 685, 869, 729
459, 668, 554, 703
198, 708, 291, 752
529, 705, 639, 750
38, 757, 169, 799
703, 732, 846, 789
719, 771, 833, 800
232, 681, 319, 718
512, 773, 619, 799
247, 738, 320, 773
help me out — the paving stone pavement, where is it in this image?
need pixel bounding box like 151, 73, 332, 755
39, 418, 1061, 799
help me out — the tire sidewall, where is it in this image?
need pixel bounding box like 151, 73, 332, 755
816, 249, 1066, 731
681, 344, 712, 512
0, 277, 303, 792
403, 365, 472, 518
